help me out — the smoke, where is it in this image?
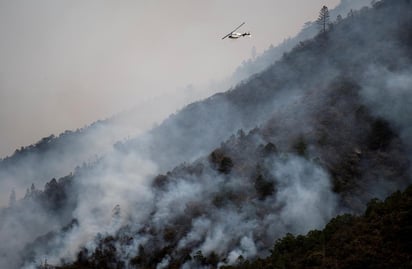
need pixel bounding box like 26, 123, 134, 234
0, 191, 73, 269
0, 0, 345, 158
0, 0, 369, 206
0, 0, 358, 207
0, 121, 122, 206
357, 66, 412, 196
168, 155, 336, 267
3, 0, 412, 268
12, 122, 338, 268
51, 151, 157, 263
360, 66, 412, 151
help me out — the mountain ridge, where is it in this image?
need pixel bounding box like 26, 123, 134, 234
0, 0, 372, 206
1, 0, 412, 268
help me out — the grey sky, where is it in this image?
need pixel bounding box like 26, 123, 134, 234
0, 0, 340, 157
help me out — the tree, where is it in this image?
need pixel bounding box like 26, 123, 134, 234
9, 189, 16, 207
24, 188, 30, 199
336, 14, 343, 23
251, 46, 257, 59
31, 183, 36, 193
316, 6, 330, 34
112, 204, 121, 219
347, 9, 355, 19
111, 204, 121, 228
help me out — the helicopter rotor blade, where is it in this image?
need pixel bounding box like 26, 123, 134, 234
222, 32, 231, 39
232, 22, 245, 33
221, 22, 245, 40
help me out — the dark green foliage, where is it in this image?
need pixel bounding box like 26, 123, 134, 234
129, 245, 146, 267
254, 174, 275, 200
259, 142, 278, 157
152, 174, 169, 189
367, 118, 395, 150
209, 149, 234, 174
220, 157, 234, 174
206, 251, 220, 268
292, 136, 307, 157
61, 236, 124, 269
225, 185, 412, 269
193, 250, 207, 265
316, 6, 330, 34
330, 152, 362, 193
212, 189, 244, 208
163, 226, 177, 242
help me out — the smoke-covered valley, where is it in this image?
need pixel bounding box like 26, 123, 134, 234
1, 0, 412, 268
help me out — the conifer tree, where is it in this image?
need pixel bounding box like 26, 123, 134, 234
9, 189, 16, 207
317, 6, 330, 34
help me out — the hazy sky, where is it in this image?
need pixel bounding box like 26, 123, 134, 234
0, 0, 340, 157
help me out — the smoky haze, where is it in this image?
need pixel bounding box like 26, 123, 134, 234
4, 1, 412, 268
0, 0, 340, 157
1, 0, 358, 209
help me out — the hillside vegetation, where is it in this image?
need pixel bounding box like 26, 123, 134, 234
222, 184, 412, 269
1, 0, 412, 268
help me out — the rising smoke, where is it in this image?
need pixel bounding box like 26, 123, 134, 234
3, 0, 412, 268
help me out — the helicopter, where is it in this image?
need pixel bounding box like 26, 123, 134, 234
222, 22, 251, 40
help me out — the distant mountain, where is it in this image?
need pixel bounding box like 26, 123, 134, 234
0, 120, 116, 205
1, 0, 412, 268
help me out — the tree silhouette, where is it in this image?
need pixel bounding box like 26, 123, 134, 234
336, 14, 343, 23
317, 6, 330, 34
9, 189, 16, 207
31, 183, 36, 193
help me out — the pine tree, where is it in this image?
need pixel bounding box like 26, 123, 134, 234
9, 189, 16, 207
336, 14, 343, 23
316, 6, 330, 34
24, 188, 30, 199
111, 204, 121, 228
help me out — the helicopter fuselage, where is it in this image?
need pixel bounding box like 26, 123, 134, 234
221, 22, 250, 40
228, 32, 251, 39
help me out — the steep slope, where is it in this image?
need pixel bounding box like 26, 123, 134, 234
0, 174, 76, 269
230, 0, 371, 83
64, 1, 412, 267
0, 120, 121, 206
222, 184, 412, 269
0, 0, 369, 206
0, 0, 371, 207
53, 78, 410, 268
121, 0, 412, 173
2, 0, 412, 268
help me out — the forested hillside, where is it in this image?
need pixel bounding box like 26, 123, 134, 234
1, 0, 412, 268
0, 120, 118, 206
222, 184, 412, 269
0, 0, 369, 208
230, 0, 371, 83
